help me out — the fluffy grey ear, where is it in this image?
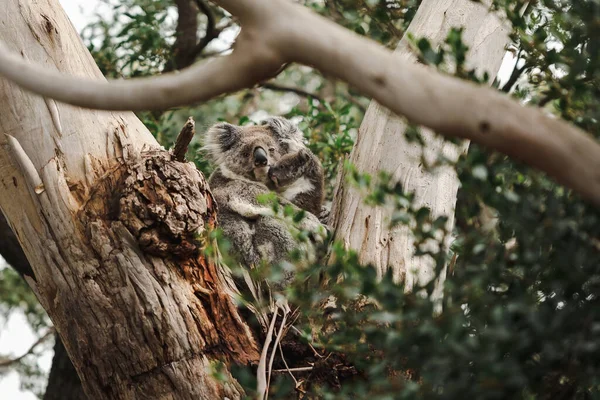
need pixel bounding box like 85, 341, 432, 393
262, 117, 303, 142
203, 122, 239, 163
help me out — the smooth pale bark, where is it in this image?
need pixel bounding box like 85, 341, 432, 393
331, 0, 510, 299
0, 1, 258, 399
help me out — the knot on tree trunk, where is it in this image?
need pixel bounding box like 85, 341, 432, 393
118, 150, 217, 258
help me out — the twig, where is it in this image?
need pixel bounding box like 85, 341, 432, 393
277, 342, 298, 385
261, 82, 366, 112
356, 0, 403, 40
0, 327, 55, 368
260, 82, 324, 103
257, 309, 279, 400
266, 305, 289, 400
172, 117, 196, 161
291, 325, 323, 358
272, 366, 314, 373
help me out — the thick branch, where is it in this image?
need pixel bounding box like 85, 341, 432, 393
0, 37, 283, 110
0, 0, 599, 205
168, 0, 200, 71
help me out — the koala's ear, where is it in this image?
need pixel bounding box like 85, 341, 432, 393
203, 122, 240, 162
262, 117, 303, 142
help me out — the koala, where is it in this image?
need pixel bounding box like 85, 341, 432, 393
203, 120, 326, 294
262, 117, 325, 218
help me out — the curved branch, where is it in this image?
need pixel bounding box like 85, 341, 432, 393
0, 38, 283, 110
0, 328, 55, 368
0, 0, 599, 205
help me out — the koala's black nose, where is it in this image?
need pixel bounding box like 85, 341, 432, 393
253, 147, 268, 167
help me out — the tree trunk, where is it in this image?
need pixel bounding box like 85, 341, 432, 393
0, 213, 84, 399
0, 0, 258, 398
331, 0, 510, 300
44, 338, 85, 400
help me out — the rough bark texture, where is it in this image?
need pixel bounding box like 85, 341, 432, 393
0, 213, 84, 399
331, 0, 510, 299
0, 0, 258, 398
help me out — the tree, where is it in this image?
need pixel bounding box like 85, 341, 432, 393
331, 0, 510, 300
1, 0, 600, 398
0, 1, 256, 398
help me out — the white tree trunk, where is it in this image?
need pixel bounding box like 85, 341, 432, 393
331, 0, 510, 300
0, 1, 257, 398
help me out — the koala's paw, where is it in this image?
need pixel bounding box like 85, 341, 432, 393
299, 213, 328, 244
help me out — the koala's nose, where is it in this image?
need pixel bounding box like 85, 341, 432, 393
253, 147, 268, 167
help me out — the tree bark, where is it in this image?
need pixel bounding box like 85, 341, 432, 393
0, 213, 84, 399
331, 0, 510, 300
0, 1, 258, 398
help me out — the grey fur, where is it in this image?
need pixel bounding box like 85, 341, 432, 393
203, 120, 325, 292
262, 117, 325, 216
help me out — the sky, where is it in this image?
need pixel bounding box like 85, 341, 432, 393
0, 1, 517, 398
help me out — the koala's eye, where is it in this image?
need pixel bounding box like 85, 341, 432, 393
268, 147, 276, 154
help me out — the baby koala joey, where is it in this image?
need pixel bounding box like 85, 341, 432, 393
262, 117, 327, 223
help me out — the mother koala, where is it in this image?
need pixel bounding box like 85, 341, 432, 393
202, 117, 326, 293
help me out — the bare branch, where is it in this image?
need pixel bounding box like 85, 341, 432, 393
260, 82, 325, 103
0, 328, 55, 369
260, 82, 367, 112
272, 366, 313, 373
501, 48, 526, 93
0, 0, 599, 205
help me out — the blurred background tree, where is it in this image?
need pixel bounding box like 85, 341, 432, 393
1, 0, 599, 398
